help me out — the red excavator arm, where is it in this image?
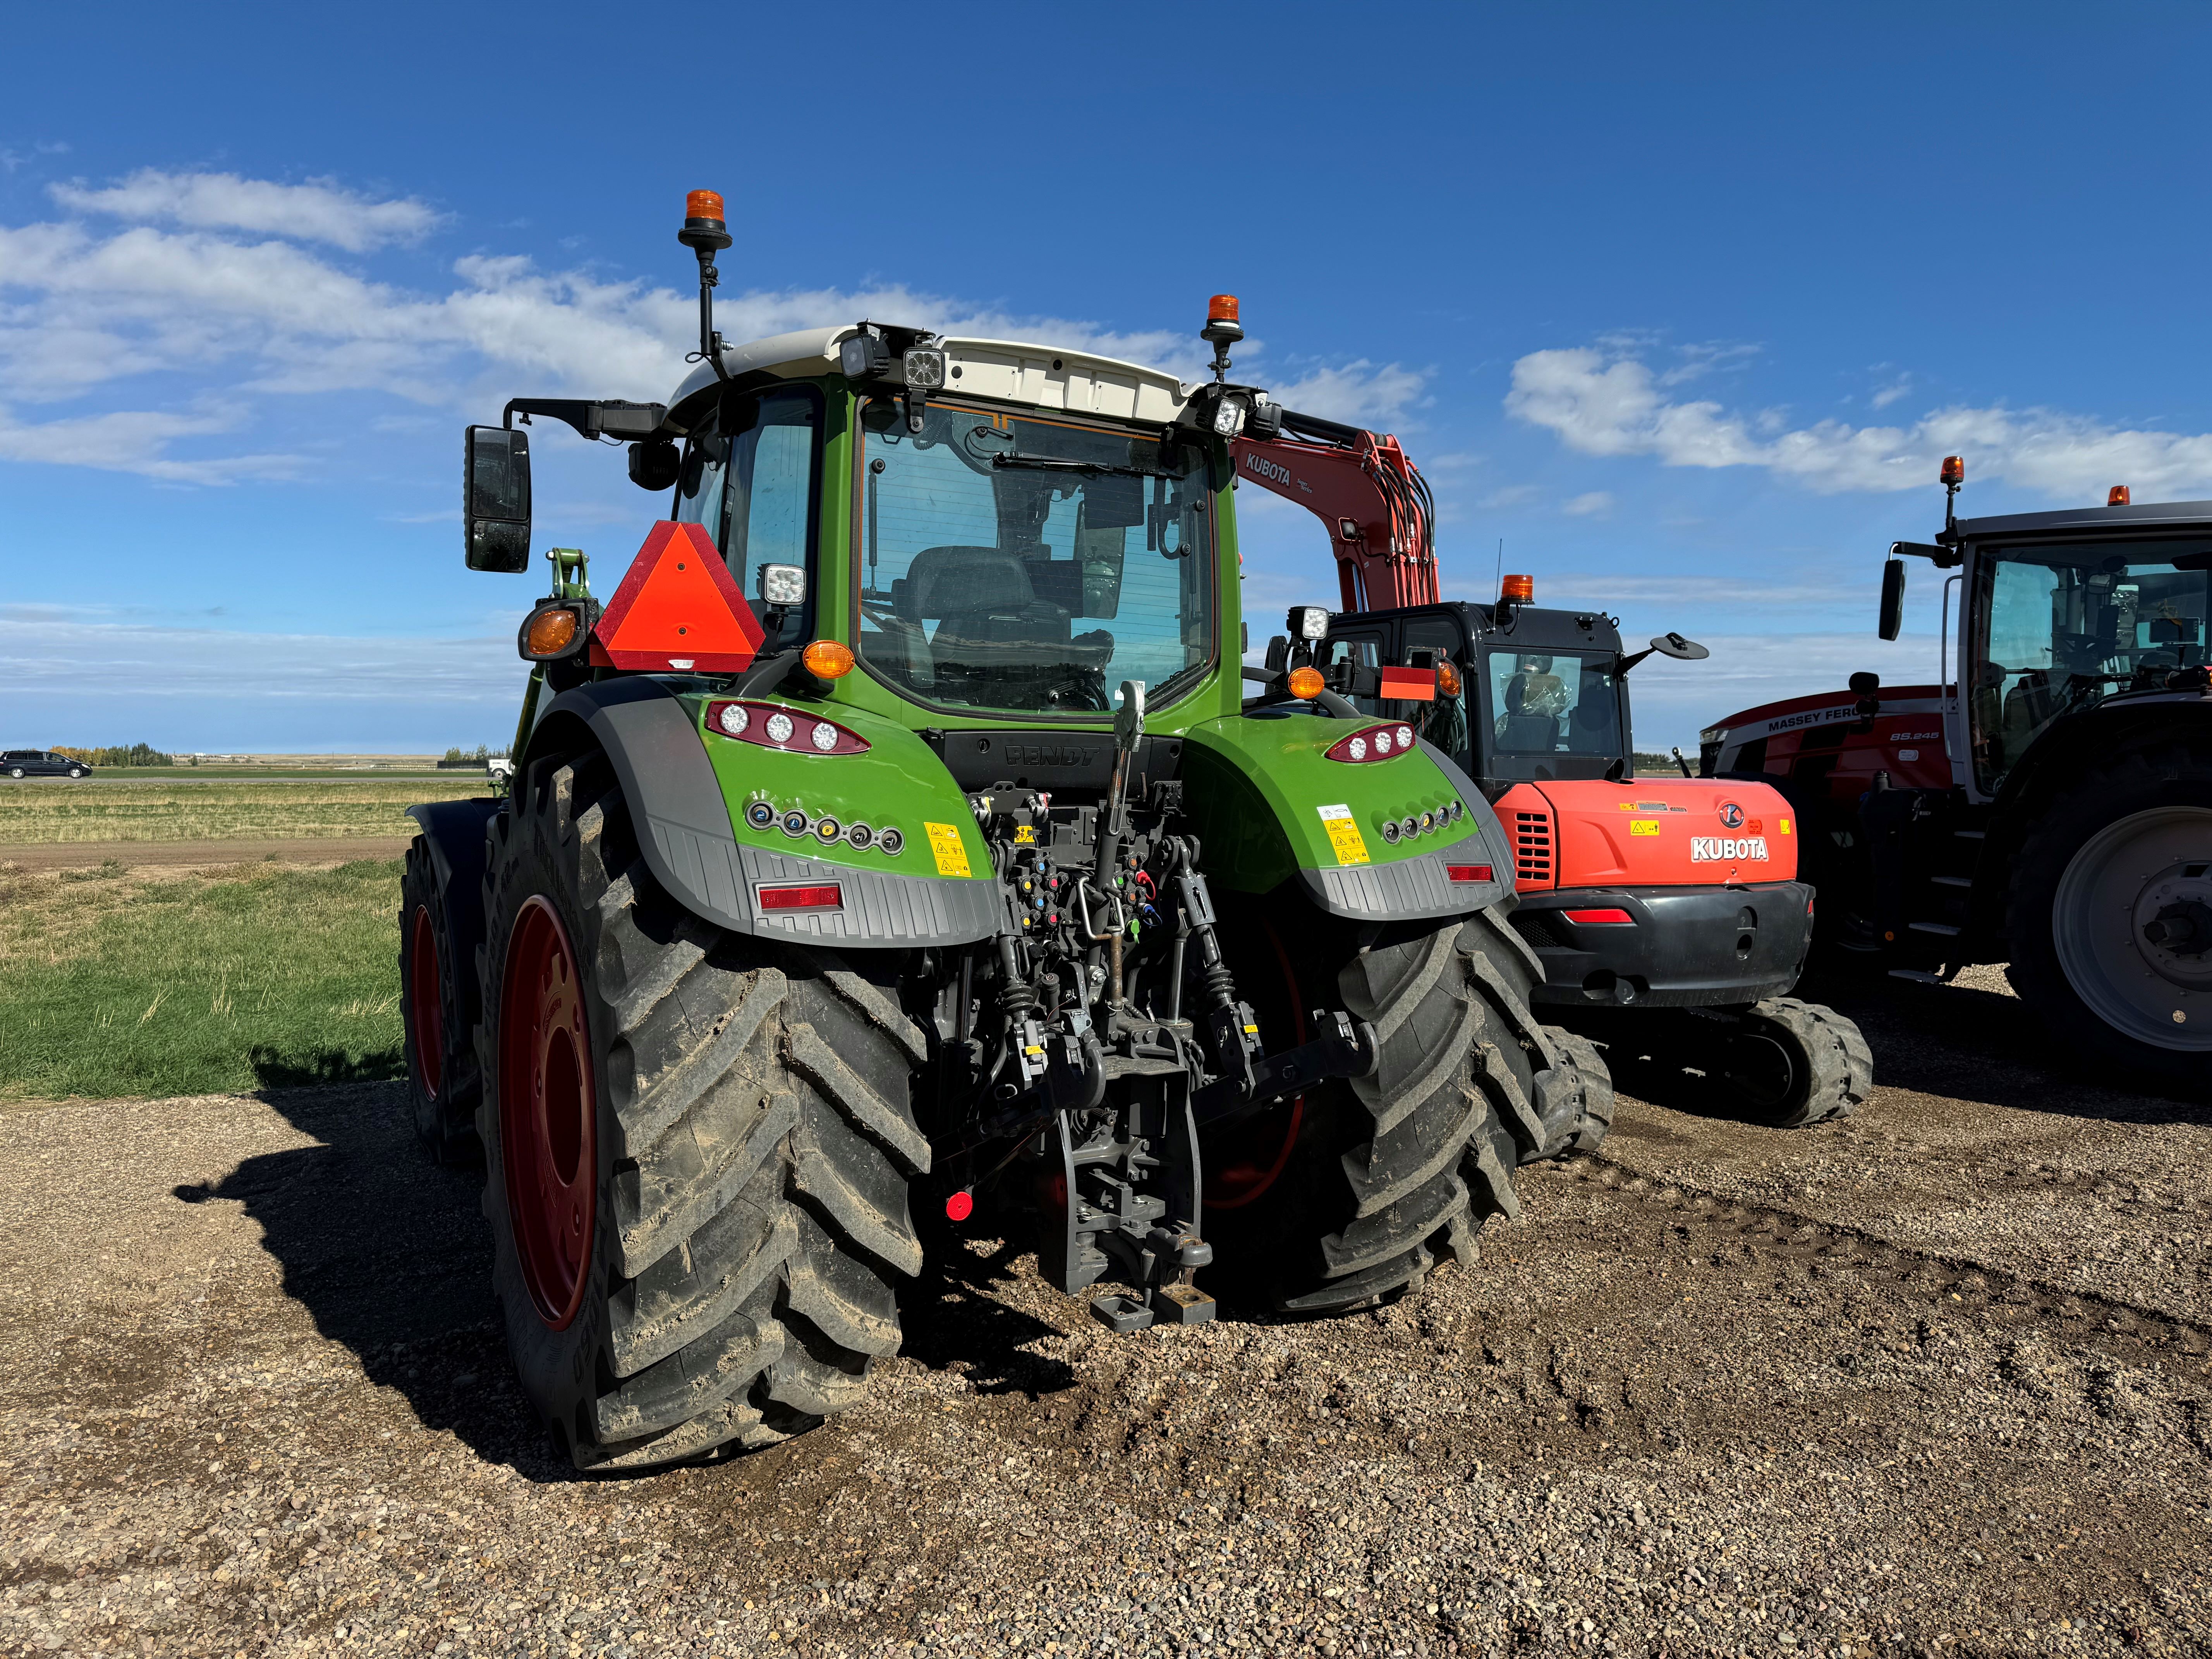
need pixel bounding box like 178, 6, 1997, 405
1231, 407, 1439, 611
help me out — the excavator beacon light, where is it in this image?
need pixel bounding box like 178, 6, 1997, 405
1207, 295, 1240, 324
1285, 665, 1326, 700
1940, 455, 1965, 486
2108, 485, 2132, 506
1287, 605, 1330, 641
684, 190, 726, 226
1501, 573, 1535, 604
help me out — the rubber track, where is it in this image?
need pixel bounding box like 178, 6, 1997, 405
1750, 997, 1873, 1128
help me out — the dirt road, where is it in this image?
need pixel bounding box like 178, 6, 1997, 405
0, 838, 412, 872
2, 969, 2207, 1658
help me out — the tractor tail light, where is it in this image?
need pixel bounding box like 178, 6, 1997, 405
1446, 864, 1494, 884
1325, 724, 1419, 762
758, 883, 842, 912
1563, 908, 1635, 925
705, 701, 870, 754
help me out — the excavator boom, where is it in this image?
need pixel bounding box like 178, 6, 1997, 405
1232, 409, 1440, 611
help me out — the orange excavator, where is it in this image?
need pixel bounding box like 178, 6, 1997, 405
1230, 391, 1872, 1128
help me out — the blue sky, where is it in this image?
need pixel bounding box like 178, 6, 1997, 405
6, 3, 2212, 752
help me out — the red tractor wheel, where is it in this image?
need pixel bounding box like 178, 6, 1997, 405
496, 895, 596, 1331
398, 835, 483, 1163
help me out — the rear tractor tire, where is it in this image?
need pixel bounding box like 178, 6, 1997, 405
476, 752, 929, 1471
1710, 997, 1872, 1128
2005, 737, 2212, 1094
399, 836, 483, 1164
1207, 904, 1556, 1314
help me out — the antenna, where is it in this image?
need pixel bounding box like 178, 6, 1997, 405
1494, 538, 1504, 603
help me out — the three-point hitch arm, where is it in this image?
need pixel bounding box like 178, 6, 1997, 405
1230, 408, 1440, 612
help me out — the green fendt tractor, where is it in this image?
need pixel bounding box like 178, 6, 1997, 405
399, 193, 1601, 1470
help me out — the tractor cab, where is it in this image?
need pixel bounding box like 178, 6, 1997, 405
1701, 458, 2212, 1087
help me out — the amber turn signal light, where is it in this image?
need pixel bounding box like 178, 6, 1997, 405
802, 639, 855, 679
1436, 659, 1462, 697
2108, 485, 2131, 506
1500, 573, 1534, 604
526, 608, 579, 656
1286, 665, 1326, 700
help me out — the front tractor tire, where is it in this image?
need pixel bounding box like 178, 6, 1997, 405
399, 837, 483, 1163
476, 753, 930, 1471
1209, 905, 1563, 1314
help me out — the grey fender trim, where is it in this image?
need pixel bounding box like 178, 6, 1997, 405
532, 678, 1000, 948
402, 797, 502, 904
1291, 739, 1513, 921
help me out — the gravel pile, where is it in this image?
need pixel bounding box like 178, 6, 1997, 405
2, 967, 2207, 1657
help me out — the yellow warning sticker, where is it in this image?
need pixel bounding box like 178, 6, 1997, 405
1629, 819, 1661, 836
1779, 817, 1793, 835
1317, 802, 1369, 866
923, 821, 972, 878
1013, 824, 1036, 844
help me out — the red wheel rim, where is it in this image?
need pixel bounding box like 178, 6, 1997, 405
1204, 918, 1306, 1211
407, 905, 444, 1102
499, 895, 596, 1330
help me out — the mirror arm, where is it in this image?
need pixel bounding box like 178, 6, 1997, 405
504, 399, 670, 443
1617, 647, 1654, 674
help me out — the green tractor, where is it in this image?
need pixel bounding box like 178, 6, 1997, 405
399, 194, 1602, 1470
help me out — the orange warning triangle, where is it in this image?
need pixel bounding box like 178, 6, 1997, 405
589, 520, 768, 672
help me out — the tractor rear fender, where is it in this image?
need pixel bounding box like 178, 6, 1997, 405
401, 796, 504, 954
1970, 693, 2212, 940
520, 677, 1001, 948
1178, 712, 1513, 921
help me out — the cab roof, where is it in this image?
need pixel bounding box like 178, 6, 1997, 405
668, 324, 1194, 427
1956, 498, 2212, 540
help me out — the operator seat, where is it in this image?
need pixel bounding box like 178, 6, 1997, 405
1498, 674, 1562, 752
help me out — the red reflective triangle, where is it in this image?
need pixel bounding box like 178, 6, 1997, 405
589, 521, 768, 673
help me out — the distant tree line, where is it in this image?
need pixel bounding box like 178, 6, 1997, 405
441, 744, 510, 764
52, 742, 174, 767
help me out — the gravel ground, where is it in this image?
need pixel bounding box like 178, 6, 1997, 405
3, 966, 2208, 1659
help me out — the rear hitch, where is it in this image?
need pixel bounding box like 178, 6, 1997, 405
1191, 1008, 1378, 1127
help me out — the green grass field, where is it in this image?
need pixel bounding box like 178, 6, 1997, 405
1, 778, 486, 844
0, 859, 411, 1102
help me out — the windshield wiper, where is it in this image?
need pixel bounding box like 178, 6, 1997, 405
990, 451, 1176, 478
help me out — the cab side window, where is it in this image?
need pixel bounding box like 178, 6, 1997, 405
674, 386, 822, 654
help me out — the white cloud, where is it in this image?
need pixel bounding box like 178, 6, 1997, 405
1478, 484, 1540, 509
48, 170, 442, 252
1507, 343, 2212, 499
1266, 359, 1427, 429
1560, 490, 1613, 517
0, 170, 1424, 485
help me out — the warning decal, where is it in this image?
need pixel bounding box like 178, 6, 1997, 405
923, 821, 972, 878
1317, 803, 1370, 866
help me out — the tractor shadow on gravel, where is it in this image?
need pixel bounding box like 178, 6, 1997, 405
1798, 967, 2212, 1126
895, 1220, 1081, 1400
171, 1077, 577, 1482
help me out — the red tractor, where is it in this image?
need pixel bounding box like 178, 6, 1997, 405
1702, 461, 2211, 1091
1231, 401, 1873, 1129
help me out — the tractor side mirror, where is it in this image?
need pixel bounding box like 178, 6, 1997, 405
465, 425, 532, 572
1648, 632, 1709, 661
1878, 557, 1907, 641
1850, 670, 1881, 720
